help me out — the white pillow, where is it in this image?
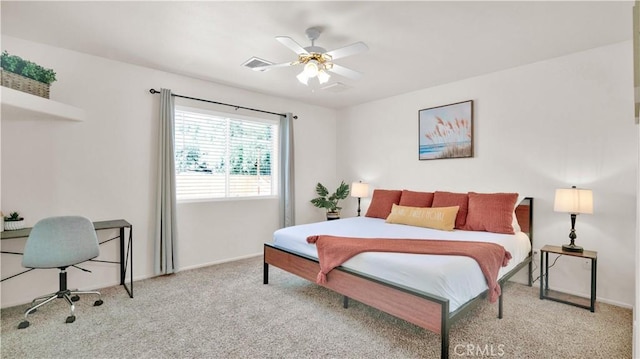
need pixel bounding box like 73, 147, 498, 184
512, 195, 526, 232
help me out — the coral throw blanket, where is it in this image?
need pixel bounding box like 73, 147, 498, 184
306, 235, 512, 303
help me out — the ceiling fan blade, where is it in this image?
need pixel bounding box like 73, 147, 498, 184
324, 42, 368, 60
276, 36, 309, 55
253, 61, 297, 71
327, 64, 363, 80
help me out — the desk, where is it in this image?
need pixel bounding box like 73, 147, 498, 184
1, 219, 133, 298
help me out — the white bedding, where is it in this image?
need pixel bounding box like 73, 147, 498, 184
272, 217, 531, 312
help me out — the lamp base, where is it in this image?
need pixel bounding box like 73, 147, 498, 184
562, 244, 584, 253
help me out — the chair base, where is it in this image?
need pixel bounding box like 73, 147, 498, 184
18, 288, 102, 329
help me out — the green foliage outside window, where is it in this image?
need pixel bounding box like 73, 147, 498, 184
174, 116, 273, 176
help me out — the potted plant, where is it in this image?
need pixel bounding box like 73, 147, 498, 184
310, 181, 350, 220
4, 211, 25, 231
1, 50, 57, 99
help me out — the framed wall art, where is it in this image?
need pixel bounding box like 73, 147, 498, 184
418, 100, 473, 160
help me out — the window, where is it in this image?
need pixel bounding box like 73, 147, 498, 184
174, 106, 279, 201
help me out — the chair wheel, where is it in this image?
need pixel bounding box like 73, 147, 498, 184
94, 299, 104, 306
18, 321, 30, 329
71, 295, 80, 302
65, 315, 76, 324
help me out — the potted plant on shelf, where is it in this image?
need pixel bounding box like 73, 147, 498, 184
1, 50, 57, 99
310, 181, 350, 220
4, 211, 25, 231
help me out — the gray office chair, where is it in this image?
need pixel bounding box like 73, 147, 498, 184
18, 216, 104, 329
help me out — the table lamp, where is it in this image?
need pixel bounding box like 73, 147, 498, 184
351, 181, 370, 217
554, 186, 593, 252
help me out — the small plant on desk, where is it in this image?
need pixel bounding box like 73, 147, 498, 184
4, 211, 25, 231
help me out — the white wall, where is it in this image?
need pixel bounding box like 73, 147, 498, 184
0, 36, 338, 308
1, 35, 635, 311
337, 41, 637, 308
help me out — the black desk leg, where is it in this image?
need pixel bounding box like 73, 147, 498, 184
120, 226, 133, 298
129, 226, 133, 297
591, 258, 597, 312
120, 227, 125, 285
539, 251, 545, 299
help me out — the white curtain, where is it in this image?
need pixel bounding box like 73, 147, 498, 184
279, 113, 295, 227
155, 88, 177, 274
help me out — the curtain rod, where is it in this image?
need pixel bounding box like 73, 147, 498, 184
149, 89, 296, 119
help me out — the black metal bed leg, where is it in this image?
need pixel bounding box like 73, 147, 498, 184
441, 327, 449, 358
498, 284, 504, 319
441, 301, 450, 358
263, 262, 269, 284
528, 260, 533, 286
343, 296, 349, 308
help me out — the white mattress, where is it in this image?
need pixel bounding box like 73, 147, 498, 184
272, 217, 531, 312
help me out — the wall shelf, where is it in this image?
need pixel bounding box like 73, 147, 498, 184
1, 87, 85, 122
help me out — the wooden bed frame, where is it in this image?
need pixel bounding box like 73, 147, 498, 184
263, 197, 533, 358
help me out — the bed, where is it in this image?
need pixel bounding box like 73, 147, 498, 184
263, 194, 533, 358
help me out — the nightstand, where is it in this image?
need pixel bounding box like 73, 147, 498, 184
539, 245, 597, 312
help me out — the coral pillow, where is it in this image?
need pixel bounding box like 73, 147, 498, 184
365, 189, 402, 219
386, 204, 459, 231
431, 191, 469, 229
464, 192, 519, 234
398, 190, 434, 207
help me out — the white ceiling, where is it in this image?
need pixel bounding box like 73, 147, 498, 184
1, 1, 634, 109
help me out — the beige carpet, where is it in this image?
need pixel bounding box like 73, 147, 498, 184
1, 256, 632, 358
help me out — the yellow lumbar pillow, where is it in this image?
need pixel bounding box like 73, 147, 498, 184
385, 204, 460, 231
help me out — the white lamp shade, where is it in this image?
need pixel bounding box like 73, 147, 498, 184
303, 60, 319, 77
554, 188, 593, 214
351, 182, 369, 198
296, 71, 309, 85
317, 70, 330, 84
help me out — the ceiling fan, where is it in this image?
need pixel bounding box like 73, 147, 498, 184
252, 27, 369, 86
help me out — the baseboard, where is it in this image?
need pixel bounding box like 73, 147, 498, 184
177, 252, 263, 272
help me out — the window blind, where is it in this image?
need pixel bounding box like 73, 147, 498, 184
174, 107, 278, 200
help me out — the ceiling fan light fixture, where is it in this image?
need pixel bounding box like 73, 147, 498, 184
251, 28, 368, 86
296, 71, 309, 85
303, 60, 319, 77
317, 69, 330, 84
